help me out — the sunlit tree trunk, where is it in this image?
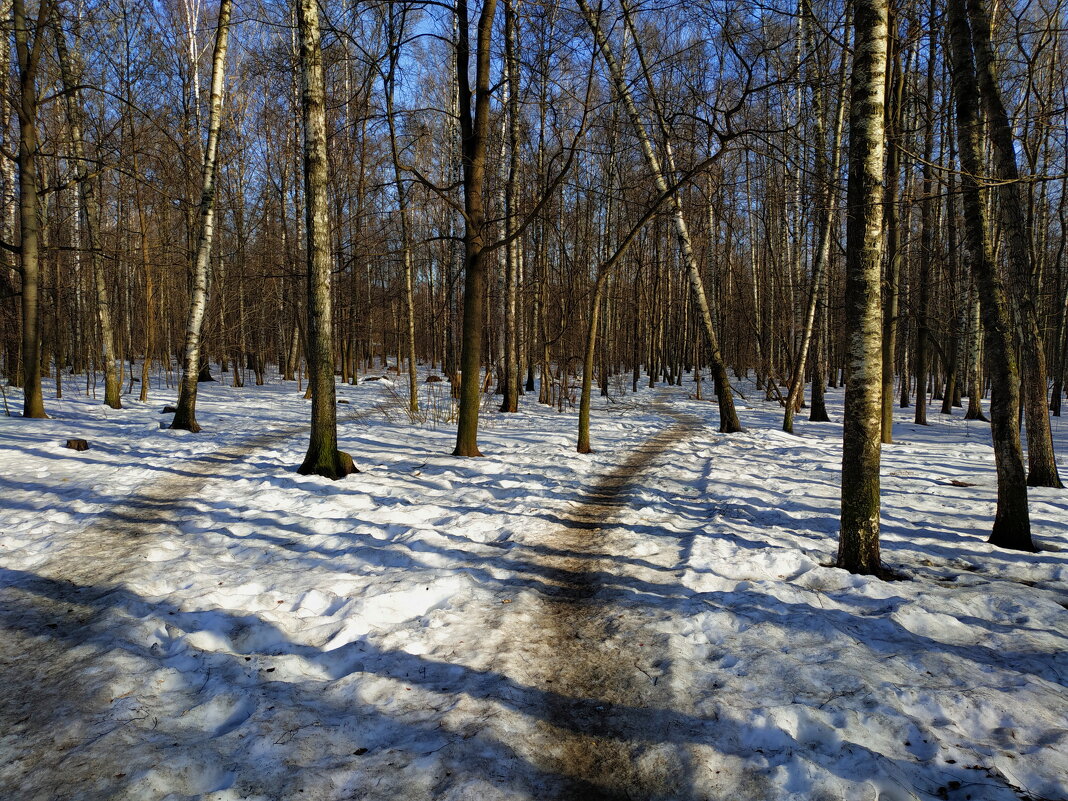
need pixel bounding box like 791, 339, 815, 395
383, 5, 418, 418
784, 0, 846, 433
838, 0, 888, 575
453, 0, 498, 456
580, 0, 742, 432
12, 0, 52, 419
296, 0, 354, 479
499, 0, 521, 414
172, 0, 232, 432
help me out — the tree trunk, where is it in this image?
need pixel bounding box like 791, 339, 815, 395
966, 0, 1062, 488
453, 0, 498, 456
581, 0, 741, 432
54, 13, 122, 409
785, 0, 846, 433
13, 0, 51, 419
947, 0, 1033, 550
499, 0, 521, 414
383, 6, 418, 419
172, 0, 233, 432
880, 26, 906, 445
838, 0, 889, 576
296, 0, 354, 479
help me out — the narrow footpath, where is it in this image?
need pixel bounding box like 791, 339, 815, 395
518, 400, 707, 799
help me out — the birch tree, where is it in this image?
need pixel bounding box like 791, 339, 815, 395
578, 0, 742, 433
171, 0, 233, 432
966, 0, 1063, 489
838, 0, 888, 575
12, 0, 54, 419
452, 0, 498, 457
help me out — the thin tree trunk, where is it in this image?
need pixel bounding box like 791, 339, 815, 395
914, 9, 937, 426
499, 0, 521, 413
13, 0, 52, 419
171, 0, 233, 432
383, 6, 418, 418
54, 14, 122, 409
453, 0, 498, 456
581, 0, 741, 432
785, 0, 846, 433
880, 25, 906, 444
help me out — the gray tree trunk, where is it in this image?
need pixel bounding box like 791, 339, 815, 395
13, 0, 52, 419
580, 0, 742, 432
54, 14, 122, 409
453, 0, 498, 456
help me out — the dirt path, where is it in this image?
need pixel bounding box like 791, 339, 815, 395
518, 399, 706, 799
0, 426, 304, 800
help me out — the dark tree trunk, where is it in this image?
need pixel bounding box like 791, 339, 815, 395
947, 0, 1034, 550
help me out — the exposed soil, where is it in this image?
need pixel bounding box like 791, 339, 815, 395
521, 400, 705, 799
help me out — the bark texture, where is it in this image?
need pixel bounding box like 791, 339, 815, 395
54, 15, 121, 409
838, 0, 888, 576
296, 0, 355, 479
172, 0, 233, 432
453, 0, 498, 457
966, 0, 1062, 488
579, 0, 742, 433
947, 0, 1034, 550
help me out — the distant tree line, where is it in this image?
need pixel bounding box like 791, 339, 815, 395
2, 0, 1066, 570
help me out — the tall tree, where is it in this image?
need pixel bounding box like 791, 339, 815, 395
296, 0, 355, 479
838, 0, 889, 575
579, 0, 742, 433
947, 0, 1034, 550
12, 0, 54, 418
53, 6, 122, 409
452, 0, 498, 457
966, 0, 1063, 489
171, 0, 233, 432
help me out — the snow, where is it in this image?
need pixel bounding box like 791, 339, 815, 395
0, 370, 1066, 801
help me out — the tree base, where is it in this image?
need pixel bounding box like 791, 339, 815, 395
988, 531, 1037, 552
298, 449, 357, 480
170, 410, 201, 433
1026, 471, 1064, 490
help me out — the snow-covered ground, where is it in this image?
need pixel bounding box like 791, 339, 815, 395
0, 368, 1066, 801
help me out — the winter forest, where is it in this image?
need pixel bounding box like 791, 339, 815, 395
1, 0, 1067, 797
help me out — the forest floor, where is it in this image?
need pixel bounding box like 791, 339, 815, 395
0, 369, 1066, 801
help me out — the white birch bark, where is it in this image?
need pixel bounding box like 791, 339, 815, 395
172, 0, 233, 432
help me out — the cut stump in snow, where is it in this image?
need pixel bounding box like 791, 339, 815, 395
65, 439, 89, 451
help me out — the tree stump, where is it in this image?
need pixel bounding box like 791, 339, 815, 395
65, 439, 89, 451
